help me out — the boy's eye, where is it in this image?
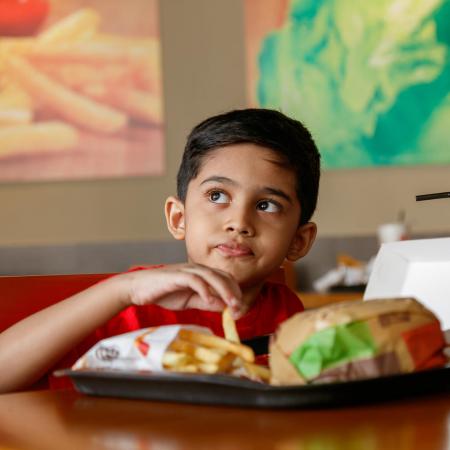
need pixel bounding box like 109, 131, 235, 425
257, 200, 281, 213
208, 190, 230, 204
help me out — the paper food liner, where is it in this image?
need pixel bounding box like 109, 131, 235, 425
270, 297, 447, 386
73, 325, 213, 373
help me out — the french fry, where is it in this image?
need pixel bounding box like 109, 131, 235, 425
222, 307, 271, 382
5, 55, 127, 134
164, 336, 239, 374
0, 109, 32, 126
86, 35, 162, 91
0, 38, 36, 63
101, 88, 163, 125
25, 41, 161, 95
216, 351, 238, 372
169, 338, 228, 364
242, 361, 271, 382
178, 328, 255, 363
222, 307, 240, 343
71, 81, 162, 124
0, 83, 33, 125
162, 351, 192, 368
0, 121, 78, 157
37, 8, 101, 44
0, 81, 32, 107
175, 365, 200, 373
197, 362, 222, 374
36, 62, 133, 92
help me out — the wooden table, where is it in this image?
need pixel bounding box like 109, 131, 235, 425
0, 389, 449, 450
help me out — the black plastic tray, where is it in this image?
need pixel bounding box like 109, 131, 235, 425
56, 364, 450, 409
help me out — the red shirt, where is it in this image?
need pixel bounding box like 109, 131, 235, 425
46, 269, 303, 389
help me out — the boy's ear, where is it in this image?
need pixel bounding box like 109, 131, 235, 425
165, 196, 186, 240
286, 222, 317, 261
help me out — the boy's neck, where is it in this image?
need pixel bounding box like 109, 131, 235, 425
240, 282, 266, 313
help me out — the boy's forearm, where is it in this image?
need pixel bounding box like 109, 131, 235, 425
0, 275, 130, 393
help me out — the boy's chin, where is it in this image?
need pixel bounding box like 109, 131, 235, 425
194, 257, 273, 287
203, 261, 249, 284
216, 266, 267, 289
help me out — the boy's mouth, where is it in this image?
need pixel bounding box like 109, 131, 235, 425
216, 242, 254, 257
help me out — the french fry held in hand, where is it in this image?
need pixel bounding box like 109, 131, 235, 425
222, 307, 271, 382
222, 306, 240, 343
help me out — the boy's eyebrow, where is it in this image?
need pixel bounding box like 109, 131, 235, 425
200, 176, 237, 186
262, 187, 293, 204
200, 176, 293, 204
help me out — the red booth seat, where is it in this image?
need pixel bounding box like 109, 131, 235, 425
0, 273, 114, 333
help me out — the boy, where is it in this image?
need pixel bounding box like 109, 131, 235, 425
0, 108, 320, 392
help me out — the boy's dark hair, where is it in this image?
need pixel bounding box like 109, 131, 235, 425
177, 108, 321, 224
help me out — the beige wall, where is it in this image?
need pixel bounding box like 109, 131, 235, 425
316, 165, 450, 238
0, 0, 448, 248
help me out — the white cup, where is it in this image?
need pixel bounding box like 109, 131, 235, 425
377, 223, 407, 245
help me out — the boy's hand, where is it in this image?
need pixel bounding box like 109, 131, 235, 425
118, 264, 244, 319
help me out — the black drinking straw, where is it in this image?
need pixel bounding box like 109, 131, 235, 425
416, 192, 450, 201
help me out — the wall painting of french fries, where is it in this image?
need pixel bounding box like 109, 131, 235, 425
0, 0, 164, 182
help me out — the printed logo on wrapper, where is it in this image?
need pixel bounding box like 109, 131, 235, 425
95, 345, 120, 361
72, 325, 213, 372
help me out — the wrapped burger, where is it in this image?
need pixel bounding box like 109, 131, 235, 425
270, 297, 447, 385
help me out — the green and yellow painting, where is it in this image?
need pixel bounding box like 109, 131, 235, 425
245, 0, 450, 169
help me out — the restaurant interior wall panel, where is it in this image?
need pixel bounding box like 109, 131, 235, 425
0, 0, 448, 271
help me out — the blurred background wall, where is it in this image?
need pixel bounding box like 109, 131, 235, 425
0, 0, 449, 288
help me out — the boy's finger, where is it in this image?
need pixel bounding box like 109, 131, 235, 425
177, 275, 227, 311
182, 266, 242, 308
189, 266, 242, 304
178, 273, 222, 307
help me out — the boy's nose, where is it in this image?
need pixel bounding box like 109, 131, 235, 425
224, 208, 255, 236
225, 223, 254, 236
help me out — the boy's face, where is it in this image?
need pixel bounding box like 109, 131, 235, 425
166, 144, 316, 288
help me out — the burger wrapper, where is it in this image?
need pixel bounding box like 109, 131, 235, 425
72, 325, 212, 372
269, 298, 446, 385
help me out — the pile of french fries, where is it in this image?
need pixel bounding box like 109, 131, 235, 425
135, 308, 271, 382
0, 8, 162, 158
73, 308, 271, 382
